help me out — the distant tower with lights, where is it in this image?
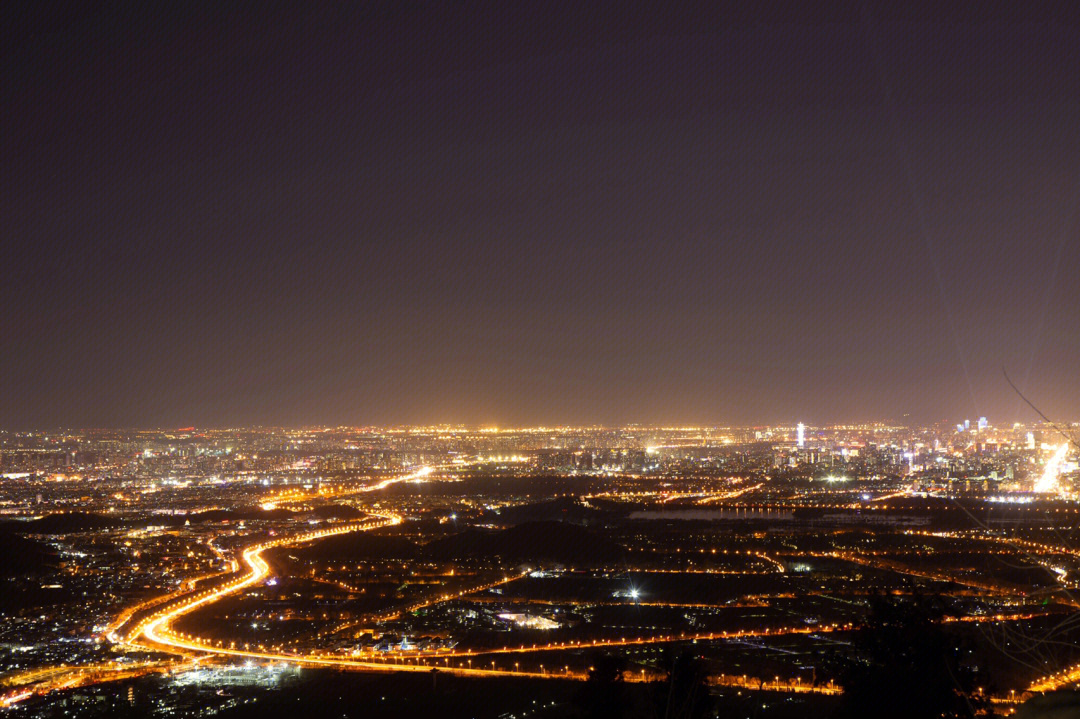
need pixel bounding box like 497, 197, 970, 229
796, 422, 805, 448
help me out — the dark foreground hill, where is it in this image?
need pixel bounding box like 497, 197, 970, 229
304, 504, 365, 521
291, 532, 420, 561
0, 533, 59, 577
148, 507, 296, 527
482, 496, 606, 525
210, 669, 586, 719
1, 511, 122, 534
179, 507, 296, 524
422, 521, 624, 565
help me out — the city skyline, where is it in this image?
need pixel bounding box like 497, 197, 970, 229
2, 398, 1079, 717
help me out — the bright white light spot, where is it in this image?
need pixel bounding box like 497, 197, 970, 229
1034, 444, 1069, 494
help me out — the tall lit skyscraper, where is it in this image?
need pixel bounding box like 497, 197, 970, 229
796, 422, 805, 448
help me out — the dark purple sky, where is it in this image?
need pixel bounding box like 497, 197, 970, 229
3, 2, 1079, 428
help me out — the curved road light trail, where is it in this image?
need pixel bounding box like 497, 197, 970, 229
15, 464, 1054, 709
86, 537, 1048, 715
1029, 662, 1080, 693
129, 516, 1052, 671
130, 468, 445, 647
135, 513, 401, 651
131, 505, 850, 673
7, 470, 442, 708
92, 466, 1062, 703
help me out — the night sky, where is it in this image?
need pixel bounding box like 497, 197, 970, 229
3, 2, 1080, 429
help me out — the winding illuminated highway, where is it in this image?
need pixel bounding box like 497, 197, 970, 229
133, 513, 402, 652
10, 462, 1069, 711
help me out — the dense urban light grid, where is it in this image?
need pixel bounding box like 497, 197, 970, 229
3, 424, 1080, 718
